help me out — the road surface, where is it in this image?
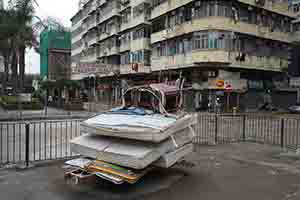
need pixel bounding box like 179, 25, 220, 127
1, 143, 300, 200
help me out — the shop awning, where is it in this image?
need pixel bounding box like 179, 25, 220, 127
71, 73, 89, 81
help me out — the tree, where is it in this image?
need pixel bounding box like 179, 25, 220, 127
0, 38, 12, 94
0, 8, 16, 94
12, 0, 37, 93
0, 0, 38, 95
0, 0, 66, 95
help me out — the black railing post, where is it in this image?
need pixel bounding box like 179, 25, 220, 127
281, 118, 284, 148
242, 115, 246, 142
25, 123, 30, 167
215, 115, 218, 144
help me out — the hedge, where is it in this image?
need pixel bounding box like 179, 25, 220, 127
0, 96, 43, 110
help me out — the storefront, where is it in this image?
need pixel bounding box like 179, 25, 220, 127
191, 70, 248, 112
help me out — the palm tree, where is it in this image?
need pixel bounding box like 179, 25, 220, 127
1, 0, 65, 95
0, 7, 16, 94
12, 0, 36, 93
0, 38, 12, 94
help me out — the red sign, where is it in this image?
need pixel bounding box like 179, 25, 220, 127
132, 63, 139, 72
225, 82, 232, 91
216, 80, 225, 88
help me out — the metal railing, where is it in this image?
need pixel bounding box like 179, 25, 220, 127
1, 115, 300, 167
193, 114, 300, 150
0, 120, 82, 167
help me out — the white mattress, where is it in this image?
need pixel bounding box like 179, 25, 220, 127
83, 113, 177, 130
81, 113, 196, 143
71, 127, 193, 169
153, 143, 194, 168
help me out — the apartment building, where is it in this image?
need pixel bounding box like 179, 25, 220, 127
151, 0, 297, 111
290, 0, 300, 76
291, 0, 300, 16
71, 0, 298, 111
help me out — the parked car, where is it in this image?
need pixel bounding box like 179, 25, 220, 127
288, 104, 300, 114
258, 103, 278, 112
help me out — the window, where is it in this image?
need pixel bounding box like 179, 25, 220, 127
152, 17, 165, 33
193, 32, 209, 50
168, 40, 176, 56
133, 3, 145, 18
144, 50, 151, 65
239, 7, 250, 23
132, 27, 150, 40
184, 4, 192, 21
152, 0, 167, 8
217, 33, 226, 49
194, 1, 206, 18
208, 32, 218, 49
208, 1, 215, 16
121, 8, 131, 23
183, 38, 192, 53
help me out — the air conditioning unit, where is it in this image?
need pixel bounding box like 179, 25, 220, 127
194, 0, 201, 8
121, 0, 130, 5
255, 0, 265, 6
138, 6, 144, 12
208, 71, 217, 78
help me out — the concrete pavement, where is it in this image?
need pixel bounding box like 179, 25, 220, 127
1, 143, 300, 200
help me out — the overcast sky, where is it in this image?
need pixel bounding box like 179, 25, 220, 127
4, 0, 79, 74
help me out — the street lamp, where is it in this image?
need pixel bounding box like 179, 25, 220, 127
89, 74, 96, 102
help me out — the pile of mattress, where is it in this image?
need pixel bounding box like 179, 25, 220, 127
68, 109, 196, 184
81, 111, 196, 142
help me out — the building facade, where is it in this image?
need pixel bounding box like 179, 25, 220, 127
0, 0, 3, 10
40, 29, 72, 81
71, 0, 298, 111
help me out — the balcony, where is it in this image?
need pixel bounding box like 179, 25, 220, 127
87, 36, 98, 47
120, 0, 130, 11
81, 21, 89, 36
120, 63, 151, 74
98, 46, 120, 58
151, 0, 193, 20
97, 8, 120, 24
292, 30, 300, 43
81, 50, 98, 63
71, 20, 82, 32
151, 50, 230, 71
151, 50, 287, 72
237, 0, 295, 17
229, 52, 288, 72
130, 38, 150, 51
151, 17, 292, 44
120, 42, 130, 52
98, 27, 119, 42
71, 45, 84, 57
71, 33, 82, 44
88, 1, 98, 15
97, 0, 107, 8
120, 14, 150, 32
131, 0, 150, 8
87, 17, 97, 31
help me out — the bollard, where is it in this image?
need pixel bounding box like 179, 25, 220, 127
242, 115, 246, 142
25, 123, 30, 167
215, 115, 218, 144
281, 119, 284, 148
